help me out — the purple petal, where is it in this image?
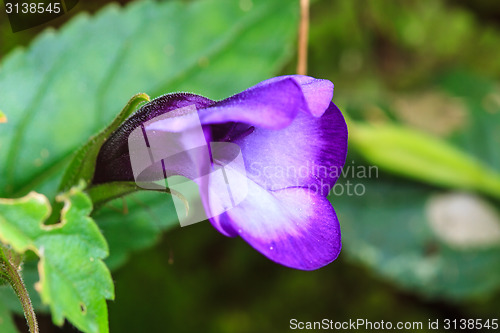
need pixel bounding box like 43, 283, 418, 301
210, 179, 342, 270
197, 78, 307, 129
233, 102, 348, 194
255, 75, 334, 117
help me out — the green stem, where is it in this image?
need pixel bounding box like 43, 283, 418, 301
86, 181, 189, 215
0, 247, 39, 333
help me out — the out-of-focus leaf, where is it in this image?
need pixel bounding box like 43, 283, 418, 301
0, 261, 47, 314
438, 70, 500, 170
59, 93, 150, 194
0, 187, 114, 333
0, 298, 19, 333
0, 110, 6, 123
349, 122, 500, 200
0, 0, 299, 200
94, 190, 179, 270
0, 0, 299, 273
339, 70, 500, 299
332, 176, 500, 299
348, 70, 500, 201
86, 182, 141, 211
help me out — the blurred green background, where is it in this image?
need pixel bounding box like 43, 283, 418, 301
1, 0, 500, 332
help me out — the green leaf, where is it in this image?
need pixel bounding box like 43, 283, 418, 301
0, 246, 38, 333
0, 261, 47, 314
348, 70, 500, 200
86, 182, 141, 211
45, 94, 149, 225
0, 0, 299, 273
349, 121, 500, 199
332, 176, 500, 299
58, 93, 150, 193
0, 300, 19, 333
438, 70, 500, 170
94, 191, 179, 270
339, 71, 500, 300
0, 186, 114, 333
0, 0, 299, 199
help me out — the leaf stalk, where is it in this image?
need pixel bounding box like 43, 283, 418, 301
0, 247, 39, 333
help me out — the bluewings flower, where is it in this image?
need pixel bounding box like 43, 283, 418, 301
93, 75, 348, 270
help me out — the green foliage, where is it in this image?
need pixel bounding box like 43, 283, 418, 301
0, 299, 18, 333
334, 70, 500, 299
349, 121, 500, 200
0, 186, 114, 332
1, 0, 498, 330
0, 261, 46, 314
0, 0, 299, 289
0, 0, 298, 201
438, 71, 500, 170
95, 190, 179, 270
308, 0, 500, 301
333, 177, 500, 299
0, 0, 299, 331
59, 93, 150, 194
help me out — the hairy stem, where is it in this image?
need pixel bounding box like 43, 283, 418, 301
0, 248, 39, 333
297, 0, 310, 75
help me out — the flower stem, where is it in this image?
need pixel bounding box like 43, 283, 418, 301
0, 247, 39, 333
297, 0, 310, 75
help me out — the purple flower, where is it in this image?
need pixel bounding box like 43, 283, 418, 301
94, 75, 348, 270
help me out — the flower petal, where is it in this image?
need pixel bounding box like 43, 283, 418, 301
197, 78, 307, 129
255, 75, 334, 117
211, 179, 342, 270
233, 102, 348, 194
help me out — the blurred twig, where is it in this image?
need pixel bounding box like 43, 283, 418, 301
297, 0, 309, 75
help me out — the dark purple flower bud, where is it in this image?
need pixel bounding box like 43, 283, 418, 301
94, 75, 348, 270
